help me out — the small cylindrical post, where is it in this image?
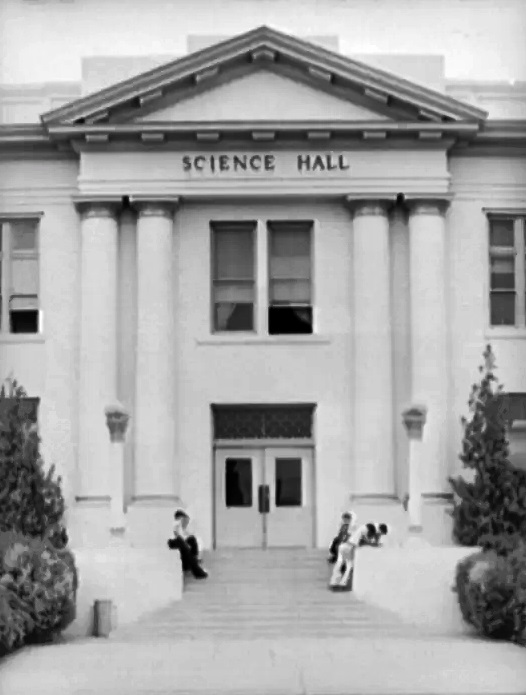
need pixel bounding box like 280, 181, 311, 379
93, 599, 113, 637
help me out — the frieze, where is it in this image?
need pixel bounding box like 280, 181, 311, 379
182, 152, 351, 175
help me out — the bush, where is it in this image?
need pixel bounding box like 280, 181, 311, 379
0, 531, 77, 654
449, 345, 526, 546
0, 586, 31, 658
0, 379, 67, 548
455, 542, 526, 645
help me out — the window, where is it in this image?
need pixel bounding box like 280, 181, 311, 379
212, 222, 255, 332
212, 404, 315, 440
275, 458, 302, 507
489, 215, 526, 327
0, 218, 40, 334
268, 221, 313, 335
224, 458, 253, 507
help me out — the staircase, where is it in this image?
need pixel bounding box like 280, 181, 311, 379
115, 549, 432, 641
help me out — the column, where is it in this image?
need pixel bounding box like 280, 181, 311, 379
407, 199, 449, 494
132, 198, 178, 500
118, 208, 137, 506
348, 199, 395, 495
77, 200, 120, 500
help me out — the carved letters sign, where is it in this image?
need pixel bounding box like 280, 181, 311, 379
182, 152, 350, 175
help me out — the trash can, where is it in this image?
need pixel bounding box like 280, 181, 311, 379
93, 599, 113, 637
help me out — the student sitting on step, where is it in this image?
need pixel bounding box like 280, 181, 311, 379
328, 510, 357, 563
167, 509, 208, 579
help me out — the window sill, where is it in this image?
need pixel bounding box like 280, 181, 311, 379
196, 334, 331, 346
485, 327, 526, 340
0, 333, 45, 345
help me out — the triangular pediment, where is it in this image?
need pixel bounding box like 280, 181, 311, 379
41, 26, 487, 131
137, 69, 392, 123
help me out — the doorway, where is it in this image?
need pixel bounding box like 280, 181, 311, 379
214, 447, 314, 548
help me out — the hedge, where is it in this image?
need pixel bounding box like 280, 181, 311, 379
0, 531, 77, 656
455, 539, 526, 645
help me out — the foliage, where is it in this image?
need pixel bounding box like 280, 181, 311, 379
449, 345, 526, 546
455, 542, 526, 645
0, 585, 31, 658
0, 378, 76, 656
0, 379, 67, 548
0, 531, 77, 654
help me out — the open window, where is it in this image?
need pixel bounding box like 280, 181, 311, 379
267, 221, 313, 335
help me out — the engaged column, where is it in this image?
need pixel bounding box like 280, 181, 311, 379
132, 198, 179, 501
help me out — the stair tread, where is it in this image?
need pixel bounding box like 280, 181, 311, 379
114, 550, 427, 642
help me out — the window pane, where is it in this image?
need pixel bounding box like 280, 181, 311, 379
268, 306, 313, 335
11, 220, 38, 251
490, 256, 515, 290
214, 281, 254, 303
214, 303, 253, 331
270, 279, 311, 304
490, 292, 515, 325
11, 258, 39, 296
269, 225, 311, 282
275, 458, 302, 507
10, 310, 39, 334
225, 458, 253, 507
213, 225, 254, 280
490, 219, 515, 247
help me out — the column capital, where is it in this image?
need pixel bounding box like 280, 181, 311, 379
74, 196, 121, 220
345, 197, 392, 218
131, 197, 180, 219
406, 198, 451, 217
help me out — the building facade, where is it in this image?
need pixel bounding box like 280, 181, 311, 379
1, 1, 526, 549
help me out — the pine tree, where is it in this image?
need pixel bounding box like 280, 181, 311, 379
449, 345, 526, 547
0, 378, 67, 548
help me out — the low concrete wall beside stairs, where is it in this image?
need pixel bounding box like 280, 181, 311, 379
353, 544, 477, 636
64, 547, 183, 638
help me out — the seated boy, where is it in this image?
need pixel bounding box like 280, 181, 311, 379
167, 509, 208, 579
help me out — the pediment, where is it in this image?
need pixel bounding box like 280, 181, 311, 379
136, 69, 392, 123
41, 26, 487, 131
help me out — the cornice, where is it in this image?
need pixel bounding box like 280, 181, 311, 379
43, 119, 479, 148
40, 26, 487, 128
1, 119, 525, 155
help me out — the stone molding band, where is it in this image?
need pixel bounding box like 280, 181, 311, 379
74, 197, 180, 220
74, 199, 120, 220
131, 197, 180, 219
345, 196, 450, 219
346, 198, 391, 218
406, 199, 450, 216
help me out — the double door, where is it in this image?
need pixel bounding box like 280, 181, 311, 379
214, 447, 314, 548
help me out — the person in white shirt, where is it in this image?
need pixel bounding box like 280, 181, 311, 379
167, 509, 208, 579
329, 522, 389, 589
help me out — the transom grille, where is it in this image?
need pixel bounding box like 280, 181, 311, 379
213, 405, 314, 440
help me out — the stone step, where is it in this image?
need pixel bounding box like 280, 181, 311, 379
113, 549, 417, 644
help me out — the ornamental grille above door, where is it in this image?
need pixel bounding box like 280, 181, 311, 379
212, 404, 315, 440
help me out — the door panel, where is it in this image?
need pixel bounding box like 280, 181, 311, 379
214, 446, 314, 548
215, 449, 263, 547
265, 448, 314, 547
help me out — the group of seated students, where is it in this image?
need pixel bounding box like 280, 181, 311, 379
167, 507, 388, 585
328, 511, 389, 589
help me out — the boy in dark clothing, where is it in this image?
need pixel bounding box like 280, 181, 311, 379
167, 509, 208, 579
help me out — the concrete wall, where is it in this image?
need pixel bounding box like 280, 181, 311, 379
448, 153, 526, 477
173, 201, 354, 548
0, 155, 80, 505
1, 0, 525, 84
